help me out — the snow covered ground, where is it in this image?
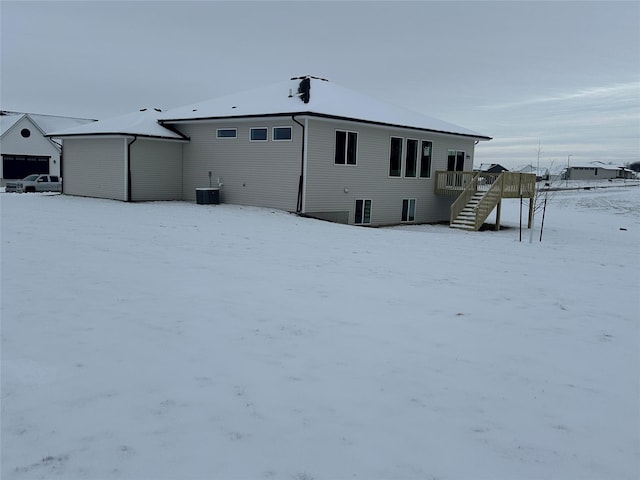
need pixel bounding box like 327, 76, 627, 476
2, 185, 639, 480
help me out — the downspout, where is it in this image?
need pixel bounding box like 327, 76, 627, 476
59, 142, 64, 195
50, 137, 63, 188
292, 116, 305, 213
126, 135, 138, 202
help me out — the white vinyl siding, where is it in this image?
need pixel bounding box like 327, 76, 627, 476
178, 119, 302, 211
303, 117, 476, 225
130, 140, 183, 201
0, 116, 60, 180
62, 137, 125, 200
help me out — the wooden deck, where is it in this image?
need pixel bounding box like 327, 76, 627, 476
435, 171, 537, 231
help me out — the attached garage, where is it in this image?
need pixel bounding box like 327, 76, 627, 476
49, 109, 188, 201
62, 138, 126, 200
130, 139, 183, 201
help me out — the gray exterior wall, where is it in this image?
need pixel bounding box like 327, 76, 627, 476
175, 118, 303, 211
62, 137, 125, 200
130, 139, 183, 201
303, 117, 476, 226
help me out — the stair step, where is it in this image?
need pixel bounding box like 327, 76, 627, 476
450, 223, 475, 231
450, 190, 490, 231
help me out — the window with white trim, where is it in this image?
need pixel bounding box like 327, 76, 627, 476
389, 137, 403, 177
419, 141, 432, 178
217, 128, 237, 139
447, 149, 465, 171
334, 130, 358, 165
402, 198, 416, 222
250, 127, 268, 141
273, 126, 292, 141
355, 199, 372, 224
405, 139, 418, 177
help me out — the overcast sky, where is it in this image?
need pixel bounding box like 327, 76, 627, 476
2, 1, 638, 169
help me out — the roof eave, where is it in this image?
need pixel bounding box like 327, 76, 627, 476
160, 111, 491, 140
46, 132, 189, 142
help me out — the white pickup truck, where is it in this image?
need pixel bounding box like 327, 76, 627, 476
5, 174, 62, 193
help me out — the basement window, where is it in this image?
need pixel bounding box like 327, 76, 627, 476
217, 128, 237, 139
355, 199, 372, 224
402, 198, 416, 222
250, 127, 268, 141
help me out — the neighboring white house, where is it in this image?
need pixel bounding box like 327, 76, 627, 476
517, 164, 550, 182
0, 111, 96, 185
563, 161, 636, 181
49, 76, 496, 226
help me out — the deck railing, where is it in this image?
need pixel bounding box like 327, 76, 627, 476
435, 171, 536, 198
449, 174, 479, 225
473, 175, 505, 230
434, 171, 478, 195
437, 171, 537, 230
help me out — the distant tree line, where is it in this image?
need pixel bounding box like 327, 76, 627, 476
627, 161, 640, 172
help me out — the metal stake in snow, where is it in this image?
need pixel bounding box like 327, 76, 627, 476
529, 197, 536, 243
519, 195, 523, 242
539, 191, 548, 242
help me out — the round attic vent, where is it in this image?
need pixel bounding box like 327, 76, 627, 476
21, 128, 31, 138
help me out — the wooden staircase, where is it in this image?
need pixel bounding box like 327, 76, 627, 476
450, 191, 486, 230
435, 171, 537, 232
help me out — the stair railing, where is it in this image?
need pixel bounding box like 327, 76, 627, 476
473, 173, 505, 230
450, 173, 479, 225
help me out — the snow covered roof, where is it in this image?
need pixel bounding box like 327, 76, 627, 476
160, 76, 491, 140
517, 164, 550, 175
477, 163, 509, 172
0, 113, 24, 136
29, 113, 96, 135
47, 108, 187, 140
1, 111, 96, 137
569, 161, 629, 171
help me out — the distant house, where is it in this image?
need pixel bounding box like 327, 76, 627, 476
476, 163, 509, 174
517, 164, 550, 182
564, 161, 636, 181
49, 76, 536, 229
0, 111, 96, 185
